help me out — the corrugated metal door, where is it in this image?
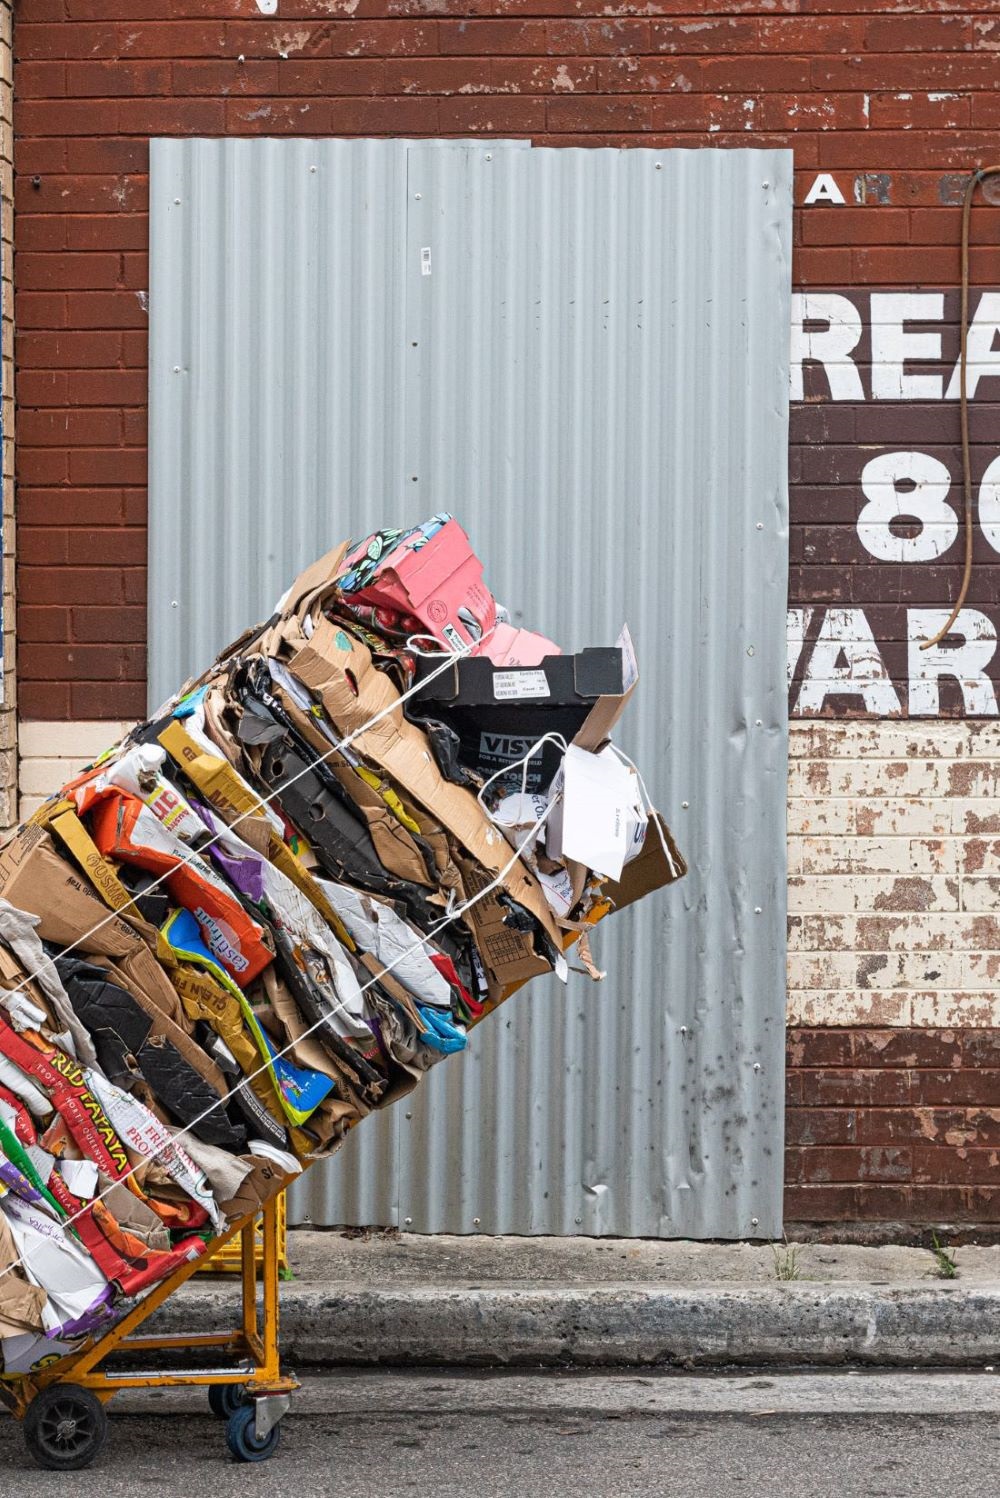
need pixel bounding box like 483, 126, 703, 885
149, 138, 792, 1238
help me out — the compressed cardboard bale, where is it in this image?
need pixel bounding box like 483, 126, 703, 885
0, 515, 685, 1378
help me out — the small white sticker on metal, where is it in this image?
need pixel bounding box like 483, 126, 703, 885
492, 670, 551, 701
420, 247, 432, 276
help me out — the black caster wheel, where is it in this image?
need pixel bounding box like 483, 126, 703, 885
208, 1382, 250, 1420
226, 1403, 281, 1463
23, 1384, 109, 1472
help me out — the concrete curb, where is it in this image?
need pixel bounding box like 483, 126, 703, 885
156, 1280, 1000, 1369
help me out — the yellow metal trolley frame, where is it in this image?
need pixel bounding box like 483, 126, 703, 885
0, 1194, 296, 1470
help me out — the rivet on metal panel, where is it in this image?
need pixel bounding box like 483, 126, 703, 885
575, 1217, 582, 1225
755, 719, 762, 727
754, 906, 762, 914
473, 1218, 481, 1227
414, 193, 422, 201
761, 181, 770, 189
405, 1112, 412, 1120
404, 1217, 412, 1226
309, 165, 317, 174
746, 645, 755, 656
411, 476, 419, 482
173, 198, 181, 206
681, 800, 689, 809
485, 154, 493, 162
680, 1025, 688, 1035
655, 162, 662, 170
170, 600, 179, 609
751, 1217, 759, 1229
753, 1063, 762, 1073
173, 365, 181, 373
755, 522, 763, 531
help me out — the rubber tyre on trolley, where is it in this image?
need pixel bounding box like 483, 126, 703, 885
225, 1402, 281, 1463
23, 1383, 109, 1472
208, 1382, 251, 1420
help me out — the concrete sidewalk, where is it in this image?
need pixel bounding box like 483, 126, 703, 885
147, 1231, 1000, 1369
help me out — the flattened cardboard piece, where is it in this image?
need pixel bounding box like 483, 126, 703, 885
45, 811, 189, 1009
158, 717, 356, 949
218, 1156, 297, 1224
49, 808, 135, 914
260, 678, 438, 890
283, 615, 562, 952
101, 1181, 171, 1253
58, 954, 242, 1151
572, 625, 639, 753
451, 854, 551, 993
601, 812, 687, 915
98, 958, 229, 1102
260, 965, 351, 1085
171, 965, 258, 1076
0, 826, 149, 961
275, 542, 350, 629
0, 1214, 46, 1338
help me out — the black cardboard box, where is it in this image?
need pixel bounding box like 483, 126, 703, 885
408, 648, 627, 792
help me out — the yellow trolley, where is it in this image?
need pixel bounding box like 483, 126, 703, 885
0, 1193, 295, 1470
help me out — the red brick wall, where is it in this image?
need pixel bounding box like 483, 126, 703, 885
786, 1027, 1000, 1225
15, 4, 1000, 725
14, 2, 1000, 1227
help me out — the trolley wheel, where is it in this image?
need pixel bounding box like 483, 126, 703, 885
208, 1382, 250, 1420
225, 1403, 281, 1463
23, 1384, 109, 1472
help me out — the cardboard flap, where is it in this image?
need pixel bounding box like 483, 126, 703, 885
276, 541, 350, 626
601, 812, 687, 915
572, 627, 639, 752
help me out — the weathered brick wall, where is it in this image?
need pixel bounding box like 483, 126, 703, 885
13, 2, 1000, 1225
786, 1024, 1000, 1225
788, 718, 1000, 1222
0, 0, 12, 834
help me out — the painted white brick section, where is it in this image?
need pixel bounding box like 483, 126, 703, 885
789, 720, 1000, 1028
18, 720, 131, 820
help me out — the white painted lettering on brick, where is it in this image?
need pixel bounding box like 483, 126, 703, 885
789, 292, 864, 401
870, 293, 945, 400
794, 607, 902, 717
907, 609, 998, 717
974, 454, 1000, 554
802, 173, 846, 206
944, 291, 1000, 400
856, 450, 957, 562
787, 607, 812, 688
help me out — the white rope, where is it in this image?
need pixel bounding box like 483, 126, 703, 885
0, 706, 566, 1317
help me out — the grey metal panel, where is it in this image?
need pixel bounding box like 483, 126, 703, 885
149, 140, 791, 1239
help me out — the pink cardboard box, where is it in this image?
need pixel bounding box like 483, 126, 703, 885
345, 517, 498, 652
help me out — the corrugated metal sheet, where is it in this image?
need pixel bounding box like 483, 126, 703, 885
148, 138, 792, 1239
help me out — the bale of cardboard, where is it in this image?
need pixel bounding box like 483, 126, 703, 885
0, 514, 685, 1375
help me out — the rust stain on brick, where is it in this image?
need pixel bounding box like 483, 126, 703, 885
855, 806, 876, 837
872, 876, 935, 913
857, 953, 889, 989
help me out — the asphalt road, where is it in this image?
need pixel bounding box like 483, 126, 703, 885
3, 1370, 1000, 1496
